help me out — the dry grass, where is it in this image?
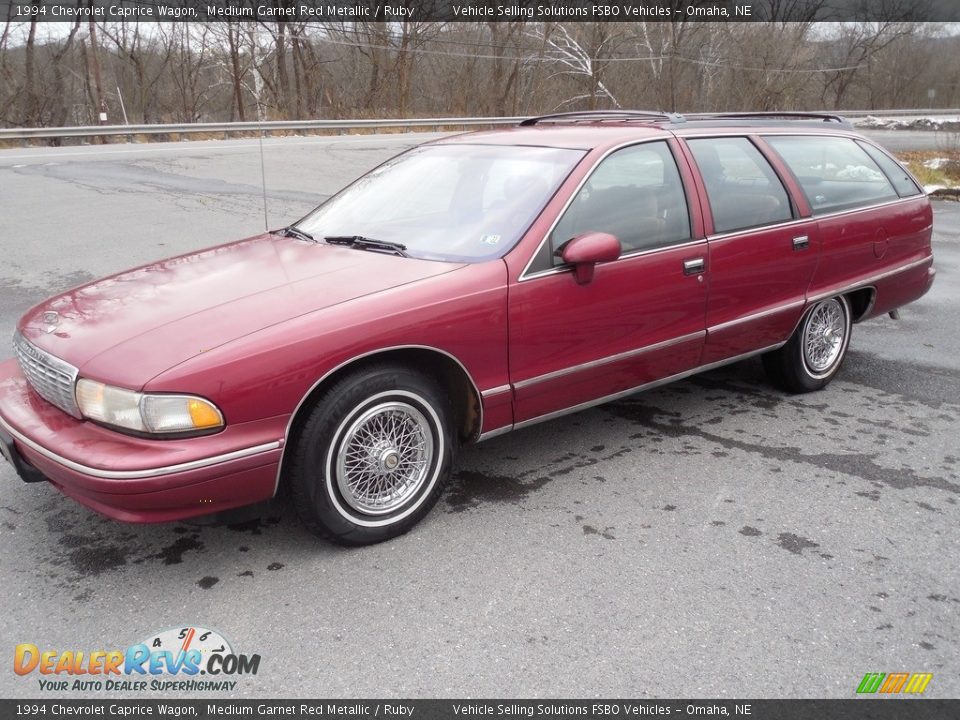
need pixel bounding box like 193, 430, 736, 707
897, 150, 960, 189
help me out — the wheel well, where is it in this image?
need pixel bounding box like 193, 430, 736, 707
845, 287, 875, 323
277, 348, 481, 493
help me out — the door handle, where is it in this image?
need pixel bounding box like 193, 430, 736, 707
792, 235, 810, 250
683, 257, 705, 275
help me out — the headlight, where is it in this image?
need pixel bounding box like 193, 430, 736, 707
75, 379, 224, 436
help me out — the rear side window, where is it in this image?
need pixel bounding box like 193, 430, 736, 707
687, 137, 793, 234
856, 141, 922, 198
764, 136, 899, 215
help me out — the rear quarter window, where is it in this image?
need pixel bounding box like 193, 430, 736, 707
856, 141, 922, 198
764, 135, 899, 215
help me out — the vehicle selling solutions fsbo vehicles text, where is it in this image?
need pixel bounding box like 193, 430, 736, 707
450, 4, 752, 18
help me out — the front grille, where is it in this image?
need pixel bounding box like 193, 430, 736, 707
13, 332, 82, 418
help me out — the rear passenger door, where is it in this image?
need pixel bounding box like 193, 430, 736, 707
684, 136, 819, 365
762, 135, 928, 303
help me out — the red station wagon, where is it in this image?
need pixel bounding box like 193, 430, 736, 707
0, 111, 935, 545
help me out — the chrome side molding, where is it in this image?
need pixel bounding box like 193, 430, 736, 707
478, 342, 786, 441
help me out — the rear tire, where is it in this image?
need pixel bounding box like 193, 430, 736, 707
763, 296, 852, 394
288, 364, 453, 546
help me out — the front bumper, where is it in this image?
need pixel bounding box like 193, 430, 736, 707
0, 359, 284, 522
0, 423, 47, 483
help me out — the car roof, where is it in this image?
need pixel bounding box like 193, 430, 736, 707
436, 124, 670, 151
435, 111, 862, 153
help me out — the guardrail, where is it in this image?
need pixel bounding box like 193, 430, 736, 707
0, 109, 956, 142
0, 116, 525, 141
839, 108, 959, 118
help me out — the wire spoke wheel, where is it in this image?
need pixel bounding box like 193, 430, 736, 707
801, 298, 848, 377
290, 366, 452, 545
762, 294, 853, 394
335, 401, 434, 515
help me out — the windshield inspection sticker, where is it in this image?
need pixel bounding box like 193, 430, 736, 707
481, 234, 502, 246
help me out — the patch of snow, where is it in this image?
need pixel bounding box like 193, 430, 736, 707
923, 157, 950, 169
853, 115, 960, 132
857, 115, 892, 129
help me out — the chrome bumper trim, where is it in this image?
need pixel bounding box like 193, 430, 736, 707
0, 413, 280, 480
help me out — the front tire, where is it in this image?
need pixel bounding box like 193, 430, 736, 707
288, 364, 453, 546
763, 295, 852, 394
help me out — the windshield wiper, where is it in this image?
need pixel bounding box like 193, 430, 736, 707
324, 235, 408, 257
276, 225, 315, 242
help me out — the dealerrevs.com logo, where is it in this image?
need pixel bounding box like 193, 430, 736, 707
14, 626, 261, 693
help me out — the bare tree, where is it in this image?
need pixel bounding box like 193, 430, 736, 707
48, 18, 82, 132
0, 2, 18, 124
529, 23, 627, 110
634, 19, 692, 111
483, 21, 528, 115
226, 22, 247, 120
2, 16, 960, 135
21, 3, 40, 125
821, 17, 921, 108
169, 23, 217, 122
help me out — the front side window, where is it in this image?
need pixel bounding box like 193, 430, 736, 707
529, 141, 691, 273
297, 144, 585, 263
687, 137, 794, 234
764, 135, 899, 215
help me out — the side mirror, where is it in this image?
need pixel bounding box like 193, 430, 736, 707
557, 232, 622, 284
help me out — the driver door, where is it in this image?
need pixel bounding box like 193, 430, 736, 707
507, 140, 708, 425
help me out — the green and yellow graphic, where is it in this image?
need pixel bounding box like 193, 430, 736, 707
857, 672, 933, 694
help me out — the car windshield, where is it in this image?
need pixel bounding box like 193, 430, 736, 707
295, 144, 586, 262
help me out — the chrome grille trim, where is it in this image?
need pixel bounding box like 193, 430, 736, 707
13, 332, 81, 418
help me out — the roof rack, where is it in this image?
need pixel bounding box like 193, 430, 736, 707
686, 111, 849, 125
519, 110, 685, 126
518, 110, 851, 128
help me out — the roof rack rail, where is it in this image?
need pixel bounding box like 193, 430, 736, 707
686, 111, 849, 125
518, 110, 852, 128
519, 110, 685, 126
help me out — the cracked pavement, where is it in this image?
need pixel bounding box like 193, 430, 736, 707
0, 135, 957, 698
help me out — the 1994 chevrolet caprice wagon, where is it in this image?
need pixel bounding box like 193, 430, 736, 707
0, 111, 935, 545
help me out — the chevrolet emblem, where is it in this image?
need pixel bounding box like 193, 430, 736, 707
42, 311, 59, 333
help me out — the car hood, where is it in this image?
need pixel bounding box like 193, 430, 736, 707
18, 234, 463, 388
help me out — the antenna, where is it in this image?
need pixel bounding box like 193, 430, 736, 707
257, 115, 269, 232
251, 23, 269, 232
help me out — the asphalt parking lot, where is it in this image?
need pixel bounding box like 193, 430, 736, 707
0, 133, 957, 699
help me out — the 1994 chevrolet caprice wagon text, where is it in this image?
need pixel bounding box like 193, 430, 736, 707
0, 111, 935, 545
